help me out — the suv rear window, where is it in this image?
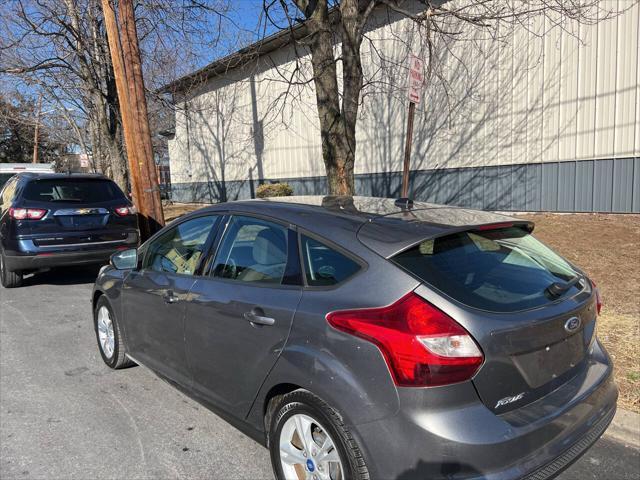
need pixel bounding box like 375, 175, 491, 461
23, 179, 125, 203
392, 227, 581, 312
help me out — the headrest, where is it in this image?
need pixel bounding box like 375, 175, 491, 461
252, 228, 287, 265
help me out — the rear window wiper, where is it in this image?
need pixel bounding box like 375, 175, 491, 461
545, 274, 583, 298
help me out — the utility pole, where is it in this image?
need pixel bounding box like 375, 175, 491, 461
100, 0, 164, 239
118, 0, 164, 232
32, 94, 42, 164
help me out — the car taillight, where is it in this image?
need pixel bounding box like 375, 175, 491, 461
114, 206, 136, 216
591, 280, 602, 315
9, 207, 47, 220
326, 292, 484, 387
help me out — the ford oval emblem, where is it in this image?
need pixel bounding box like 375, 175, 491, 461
564, 316, 581, 333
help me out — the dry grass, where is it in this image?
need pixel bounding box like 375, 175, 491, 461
162, 203, 640, 411
162, 202, 208, 222
516, 213, 640, 413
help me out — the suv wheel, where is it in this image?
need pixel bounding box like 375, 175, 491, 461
94, 295, 135, 369
268, 390, 369, 480
0, 252, 23, 288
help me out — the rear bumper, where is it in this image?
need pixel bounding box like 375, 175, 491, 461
3, 231, 138, 271
352, 340, 617, 480
4, 248, 127, 271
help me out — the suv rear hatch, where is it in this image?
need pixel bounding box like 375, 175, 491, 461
16, 177, 137, 248
358, 207, 598, 413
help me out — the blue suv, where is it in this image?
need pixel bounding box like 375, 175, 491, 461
0, 173, 139, 287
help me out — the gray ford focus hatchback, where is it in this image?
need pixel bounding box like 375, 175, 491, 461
92, 196, 616, 480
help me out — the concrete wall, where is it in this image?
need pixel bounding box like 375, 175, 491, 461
168, 1, 640, 212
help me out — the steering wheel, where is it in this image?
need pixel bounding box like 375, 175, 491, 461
224, 257, 237, 279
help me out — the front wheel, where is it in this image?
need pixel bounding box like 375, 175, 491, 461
93, 295, 135, 369
0, 252, 22, 288
268, 390, 369, 480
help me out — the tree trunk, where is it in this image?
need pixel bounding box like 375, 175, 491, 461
104, 65, 129, 192
88, 89, 128, 192
304, 0, 357, 195
62, 0, 129, 191
336, 0, 363, 194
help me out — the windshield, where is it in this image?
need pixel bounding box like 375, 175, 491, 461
23, 179, 125, 203
392, 226, 581, 312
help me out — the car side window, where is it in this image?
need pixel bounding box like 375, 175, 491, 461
301, 235, 361, 286
1, 178, 17, 210
211, 216, 289, 285
144, 215, 217, 275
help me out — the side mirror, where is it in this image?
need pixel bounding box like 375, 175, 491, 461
110, 248, 138, 270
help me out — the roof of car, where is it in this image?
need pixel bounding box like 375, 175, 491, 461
194, 196, 533, 258
17, 172, 110, 181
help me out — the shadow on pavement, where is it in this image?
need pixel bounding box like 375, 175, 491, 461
22, 265, 103, 287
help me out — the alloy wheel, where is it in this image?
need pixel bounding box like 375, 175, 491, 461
279, 413, 344, 480
97, 306, 115, 359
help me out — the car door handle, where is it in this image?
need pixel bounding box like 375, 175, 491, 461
243, 311, 275, 326
162, 291, 179, 304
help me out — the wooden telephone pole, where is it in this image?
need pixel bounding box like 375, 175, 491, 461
32, 94, 43, 164
101, 0, 164, 238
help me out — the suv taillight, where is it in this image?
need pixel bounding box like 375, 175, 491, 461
591, 280, 602, 315
9, 207, 47, 220
326, 293, 483, 387
114, 205, 136, 216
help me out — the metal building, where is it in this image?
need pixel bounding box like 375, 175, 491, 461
165, 1, 640, 212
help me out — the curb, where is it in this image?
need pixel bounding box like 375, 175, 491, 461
604, 408, 640, 448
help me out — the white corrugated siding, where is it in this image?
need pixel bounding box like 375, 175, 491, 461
168, 1, 640, 184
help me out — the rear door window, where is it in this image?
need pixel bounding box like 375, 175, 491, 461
301, 235, 361, 286
23, 179, 125, 203
392, 227, 581, 312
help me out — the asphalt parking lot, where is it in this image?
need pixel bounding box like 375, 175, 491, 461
1, 267, 639, 480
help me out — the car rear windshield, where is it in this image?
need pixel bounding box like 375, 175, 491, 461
392, 226, 581, 312
23, 179, 125, 203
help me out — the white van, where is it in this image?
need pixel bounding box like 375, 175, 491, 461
0, 163, 55, 189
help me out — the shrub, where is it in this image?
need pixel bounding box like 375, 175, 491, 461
256, 182, 293, 198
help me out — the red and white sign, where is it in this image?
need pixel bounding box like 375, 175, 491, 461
407, 55, 425, 104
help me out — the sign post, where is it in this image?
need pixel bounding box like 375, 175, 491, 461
401, 55, 424, 199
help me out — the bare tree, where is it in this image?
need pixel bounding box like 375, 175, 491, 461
260, 0, 614, 195
0, 91, 69, 163
0, 0, 230, 191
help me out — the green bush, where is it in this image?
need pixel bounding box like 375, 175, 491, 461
256, 182, 293, 198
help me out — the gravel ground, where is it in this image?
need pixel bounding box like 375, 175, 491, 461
1, 266, 638, 480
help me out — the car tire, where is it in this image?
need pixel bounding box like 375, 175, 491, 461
268, 389, 369, 480
94, 295, 135, 369
0, 252, 23, 288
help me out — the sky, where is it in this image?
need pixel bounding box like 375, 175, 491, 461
201, 0, 284, 68
135, 0, 293, 88
0, 0, 293, 147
